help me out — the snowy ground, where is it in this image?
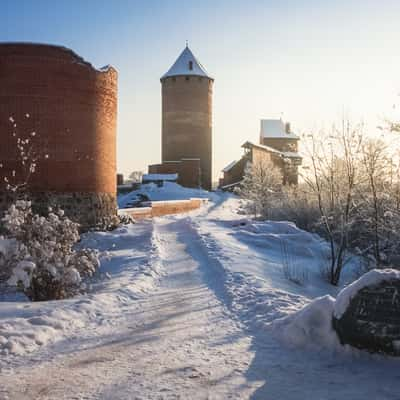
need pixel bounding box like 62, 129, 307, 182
1, 191, 399, 399
118, 182, 209, 208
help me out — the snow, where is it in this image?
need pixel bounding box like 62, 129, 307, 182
222, 159, 239, 172
260, 119, 299, 139
334, 268, 400, 319
282, 151, 302, 158
142, 173, 178, 182
0, 222, 163, 357
7, 260, 36, 289
161, 46, 212, 80
118, 181, 210, 208
242, 140, 282, 154
1, 189, 400, 399
270, 269, 400, 353
271, 295, 341, 350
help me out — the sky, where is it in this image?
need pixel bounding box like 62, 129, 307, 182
2, 0, 400, 181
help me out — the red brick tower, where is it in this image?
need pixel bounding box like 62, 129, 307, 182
0, 43, 117, 227
160, 46, 213, 190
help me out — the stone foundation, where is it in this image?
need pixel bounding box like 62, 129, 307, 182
0, 191, 117, 230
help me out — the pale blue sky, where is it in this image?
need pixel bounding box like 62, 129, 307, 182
2, 0, 400, 179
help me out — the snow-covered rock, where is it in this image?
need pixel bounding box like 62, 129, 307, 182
334, 268, 400, 319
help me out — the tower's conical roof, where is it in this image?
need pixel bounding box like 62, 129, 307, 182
161, 46, 212, 80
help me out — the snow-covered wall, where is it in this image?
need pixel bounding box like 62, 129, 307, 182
118, 198, 208, 219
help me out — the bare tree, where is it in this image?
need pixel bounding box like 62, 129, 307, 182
0, 115, 47, 196
301, 120, 363, 285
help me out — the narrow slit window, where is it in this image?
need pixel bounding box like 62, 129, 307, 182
189, 61, 193, 70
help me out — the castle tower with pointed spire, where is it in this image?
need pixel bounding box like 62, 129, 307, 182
159, 45, 213, 190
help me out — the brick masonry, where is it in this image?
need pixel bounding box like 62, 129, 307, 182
0, 43, 117, 227
221, 143, 300, 188
148, 159, 201, 188
261, 137, 298, 152
161, 75, 213, 190
119, 198, 207, 220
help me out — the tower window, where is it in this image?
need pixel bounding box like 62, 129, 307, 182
189, 61, 193, 70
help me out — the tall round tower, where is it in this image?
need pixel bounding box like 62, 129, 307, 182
160, 46, 213, 190
0, 43, 117, 228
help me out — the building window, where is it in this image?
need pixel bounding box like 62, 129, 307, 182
185, 76, 190, 81
189, 61, 193, 70
172, 77, 176, 82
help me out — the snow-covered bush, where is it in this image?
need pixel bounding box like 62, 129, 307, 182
238, 118, 400, 285
238, 158, 283, 219
1, 201, 100, 301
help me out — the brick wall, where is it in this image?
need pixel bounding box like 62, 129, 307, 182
222, 157, 248, 187
261, 137, 298, 152
0, 43, 117, 226
118, 198, 207, 219
161, 75, 213, 190
148, 159, 201, 188
221, 145, 298, 188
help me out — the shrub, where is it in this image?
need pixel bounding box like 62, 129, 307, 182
1, 201, 99, 301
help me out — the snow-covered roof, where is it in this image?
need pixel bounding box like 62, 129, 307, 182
161, 46, 212, 80
222, 160, 239, 173
242, 141, 303, 164
142, 174, 178, 182
242, 141, 282, 155
260, 119, 299, 140
282, 151, 302, 159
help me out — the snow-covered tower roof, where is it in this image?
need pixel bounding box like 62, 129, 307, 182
161, 45, 213, 80
260, 119, 299, 140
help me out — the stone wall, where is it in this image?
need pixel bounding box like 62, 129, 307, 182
0, 191, 117, 230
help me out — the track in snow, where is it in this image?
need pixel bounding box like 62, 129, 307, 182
0, 218, 264, 400
2, 214, 399, 400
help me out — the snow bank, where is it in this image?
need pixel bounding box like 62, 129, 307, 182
118, 182, 209, 208
270, 269, 400, 353
271, 295, 341, 351
0, 222, 164, 357
233, 220, 331, 282
194, 215, 310, 330
192, 195, 374, 354
334, 268, 400, 319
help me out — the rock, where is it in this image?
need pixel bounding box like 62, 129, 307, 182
333, 277, 400, 355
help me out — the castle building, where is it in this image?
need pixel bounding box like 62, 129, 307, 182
220, 119, 302, 190
0, 43, 117, 228
148, 45, 213, 190
260, 119, 299, 153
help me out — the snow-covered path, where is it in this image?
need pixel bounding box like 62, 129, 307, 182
0, 218, 263, 399
1, 199, 400, 399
